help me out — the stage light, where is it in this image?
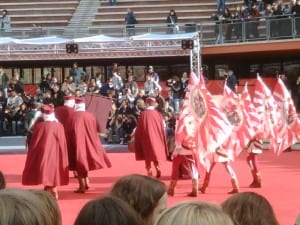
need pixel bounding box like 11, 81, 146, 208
66, 43, 78, 54
181, 39, 194, 50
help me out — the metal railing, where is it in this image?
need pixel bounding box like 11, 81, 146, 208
1, 16, 300, 46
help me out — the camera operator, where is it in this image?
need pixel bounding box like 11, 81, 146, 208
166, 76, 183, 113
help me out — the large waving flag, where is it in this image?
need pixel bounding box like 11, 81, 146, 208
175, 71, 233, 171
272, 78, 300, 154
241, 83, 260, 135
253, 75, 281, 153
220, 85, 256, 157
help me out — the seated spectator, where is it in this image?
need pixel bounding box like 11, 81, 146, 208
42, 89, 53, 105
101, 78, 115, 97
0, 188, 53, 225
122, 114, 137, 144
61, 76, 76, 96
124, 70, 139, 97
132, 98, 145, 119
0, 170, 6, 189
13, 102, 27, 135
118, 99, 132, 115
221, 192, 279, 225
154, 200, 234, 225
77, 76, 87, 97
110, 174, 167, 225
8, 71, 24, 95
3, 87, 23, 135
87, 77, 100, 94
52, 84, 65, 107
74, 195, 144, 225
119, 88, 135, 108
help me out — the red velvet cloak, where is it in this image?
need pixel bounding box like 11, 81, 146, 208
134, 109, 168, 161
22, 121, 69, 186
55, 105, 75, 169
68, 111, 112, 174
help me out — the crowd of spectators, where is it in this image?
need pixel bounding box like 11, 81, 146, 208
0, 63, 189, 145
213, 0, 300, 43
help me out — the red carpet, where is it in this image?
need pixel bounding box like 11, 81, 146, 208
1, 150, 300, 225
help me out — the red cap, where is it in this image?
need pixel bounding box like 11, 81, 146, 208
146, 97, 156, 105
64, 95, 75, 101
75, 97, 85, 104
42, 104, 54, 114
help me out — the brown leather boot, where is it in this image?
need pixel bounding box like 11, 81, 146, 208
74, 177, 86, 193
199, 172, 210, 194
188, 179, 198, 197
146, 168, 153, 177
249, 172, 262, 188
228, 178, 239, 194
167, 180, 177, 196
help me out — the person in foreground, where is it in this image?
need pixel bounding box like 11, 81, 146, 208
110, 174, 167, 225
74, 195, 144, 225
154, 200, 234, 225
221, 192, 279, 225
22, 104, 69, 199
0, 188, 54, 225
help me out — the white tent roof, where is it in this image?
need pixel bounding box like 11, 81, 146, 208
13, 36, 70, 45
73, 34, 127, 43
130, 32, 199, 40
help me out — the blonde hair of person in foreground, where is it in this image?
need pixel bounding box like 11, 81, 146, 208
154, 200, 234, 225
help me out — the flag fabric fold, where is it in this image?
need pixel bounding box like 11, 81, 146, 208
219, 85, 255, 157
175, 72, 233, 170
272, 78, 300, 154
253, 75, 281, 154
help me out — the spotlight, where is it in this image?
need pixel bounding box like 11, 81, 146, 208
181, 39, 194, 50
66, 43, 78, 54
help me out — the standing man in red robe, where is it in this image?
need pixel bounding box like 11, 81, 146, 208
69, 97, 112, 193
55, 95, 77, 175
22, 104, 69, 199
135, 97, 168, 178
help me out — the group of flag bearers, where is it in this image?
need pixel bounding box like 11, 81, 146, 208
167, 72, 300, 197
20, 71, 299, 199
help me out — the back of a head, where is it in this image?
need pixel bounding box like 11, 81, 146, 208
110, 174, 167, 222
221, 192, 279, 225
0, 188, 52, 225
74, 195, 144, 225
30, 190, 62, 225
154, 200, 234, 225
0, 170, 6, 189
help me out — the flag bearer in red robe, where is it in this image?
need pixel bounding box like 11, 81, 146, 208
22, 104, 69, 199
167, 115, 199, 197
69, 97, 112, 193
135, 97, 168, 178
199, 146, 239, 194
55, 95, 77, 177
246, 137, 263, 188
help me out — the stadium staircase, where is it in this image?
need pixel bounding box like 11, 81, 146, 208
63, 0, 101, 38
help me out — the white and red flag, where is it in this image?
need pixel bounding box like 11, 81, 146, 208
272, 78, 300, 154
220, 85, 256, 157
241, 83, 260, 135
253, 75, 281, 153
175, 71, 233, 170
